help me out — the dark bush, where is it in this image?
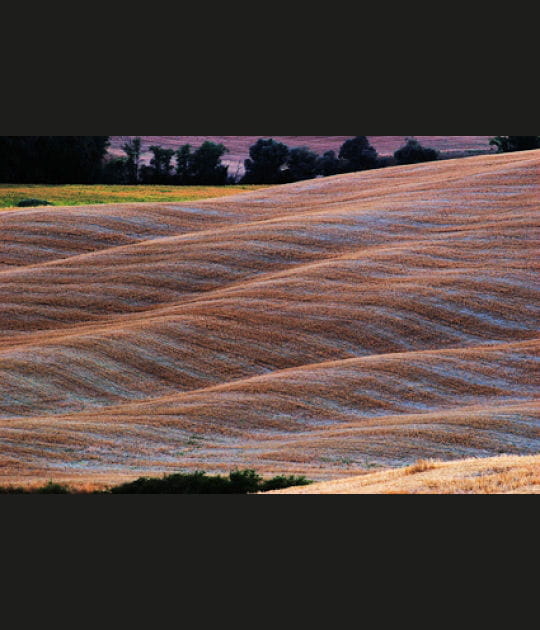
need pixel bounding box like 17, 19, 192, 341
101, 157, 129, 184
228, 469, 263, 493
17, 198, 53, 207
490, 136, 540, 153
36, 482, 71, 494
108, 469, 312, 494
0, 481, 70, 494
284, 147, 320, 182
394, 138, 439, 165
0, 471, 312, 494
180, 141, 230, 185
377, 155, 396, 168
109, 471, 230, 494
339, 136, 379, 172
242, 138, 290, 184
0, 136, 110, 184
122, 137, 143, 184
141, 145, 176, 184
259, 475, 312, 492
316, 150, 344, 177
175, 144, 193, 184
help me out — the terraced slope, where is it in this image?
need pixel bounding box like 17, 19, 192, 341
0, 150, 538, 485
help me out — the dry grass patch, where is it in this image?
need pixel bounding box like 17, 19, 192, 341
269, 455, 540, 494
405, 459, 438, 474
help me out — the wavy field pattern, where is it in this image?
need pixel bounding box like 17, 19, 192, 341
0, 151, 538, 485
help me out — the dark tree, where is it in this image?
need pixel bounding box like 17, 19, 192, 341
122, 137, 143, 183
175, 144, 193, 184
394, 138, 439, 165
284, 146, 319, 182
174, 142, 229, 185
490, 136, 540, 153
146, 145, 175, 183
0, 136, 110, 184
338, 136, 379, 172
189, 141, 229, 185
242, 138, 290, 184
137, 165, 154, 184
102, 157, 129, 184
0, 136, 23, 182
316, 150, 343, 177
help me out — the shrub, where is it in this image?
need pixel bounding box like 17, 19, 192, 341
394, 138, 439, 165
0, 481, 70, 494
242, 138, 290, 184
16, 198, 53, 207
175, 144, 193, 183
316, 150, 343, 177
143, 145, 176, 184
338, 136, 379, 172
284, 147, 320, 182
0, 485, 25, 494
228, 469, 263, 493
490, 136, 540, 153
108, 469, 312, 494
0, 471, 313, 494
259, 475, 312, 492
182, 141, 230, 185
101, 157, 129, 184
109, 471, 231, 494
376, 155, 396, 168
0, 136, 110, 184
35, 482, 71, 494
122, 137, 143, 184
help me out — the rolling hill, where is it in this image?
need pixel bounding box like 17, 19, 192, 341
0, 150, 538, 488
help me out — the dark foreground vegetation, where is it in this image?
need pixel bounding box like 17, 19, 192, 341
1, 135, 537, 188
489, 136, 540, 153
16, 198, 53, 207
0, 470, 312, 495
0, 136, 110, 184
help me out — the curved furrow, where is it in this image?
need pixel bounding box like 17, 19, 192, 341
2, 407, 538, 483
0, 266, 537, 417
0, 151, 538, 484
77, 340, 538, 427
0, 180, 537, 335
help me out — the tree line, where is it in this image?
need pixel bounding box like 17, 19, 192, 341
0, 136, 110, 184
0, 135, 538, 185
108, 136, 442, 185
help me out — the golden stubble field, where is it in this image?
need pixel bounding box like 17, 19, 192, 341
0, 150, 538, 490
268, 455, 540, 494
